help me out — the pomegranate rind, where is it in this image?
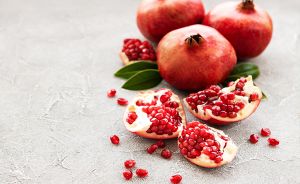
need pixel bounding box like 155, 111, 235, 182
123, 89, 186, 139
184, 76, 262, 125
178, 123, 238, 168
119, 52, 135, 65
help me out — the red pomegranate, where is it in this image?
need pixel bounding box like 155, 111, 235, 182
157, 25, 237, 91
123, 89, 186, 139
136, 0, 205, 43
203, 0, 273, 59
184, 76, 262, 125
178, 121, 238, 168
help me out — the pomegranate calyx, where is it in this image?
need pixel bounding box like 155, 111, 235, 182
241, 0, 255, 9
185, 34, 203, 46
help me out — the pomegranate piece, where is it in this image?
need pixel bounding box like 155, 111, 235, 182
184, 76, 262, 125
178, 121, 238, 168
203, 0, 272, 59
119, 38, 156, 65
268, 138, 279, 146
261, 128, 271, 137
123, 89, 186, 139
161, 149, 172, 159
110, 135, 120, 145
147, 144, 158, 154
124, 159, 136, 169
156, 140, 166, 148
117, 98, 128, 106
107, 89, 116, 97
123, 170, 133, 180
157, 24, 236, 91
136, 168, 148, 178
170, 174, 182, 184
249, 134, 259, 144
136, 0, 205, 43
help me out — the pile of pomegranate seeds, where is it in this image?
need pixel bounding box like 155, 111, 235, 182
107, 89, 116, 97
261, 128, 271, 136
178, 123, 226, 163
268, 138, 280, 146
117, 98, 128, 106
170, 174, 182, 184
122, 38, 156, 61
136, 168, 148, 178
249, 134, 259, 144
110, 135, 120, 145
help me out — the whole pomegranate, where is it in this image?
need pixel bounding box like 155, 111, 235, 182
203, 0, 273, 59
136, 0, 205, 43
157, 25, 237, 91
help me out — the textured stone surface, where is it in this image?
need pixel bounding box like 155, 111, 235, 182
0, 0, 299, 183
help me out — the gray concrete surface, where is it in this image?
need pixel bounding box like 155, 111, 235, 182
0, 0, 299, 183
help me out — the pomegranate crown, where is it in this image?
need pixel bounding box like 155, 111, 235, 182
241, 0, 255, 9
185, 34, 204, 46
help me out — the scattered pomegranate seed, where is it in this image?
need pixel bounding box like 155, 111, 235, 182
261, 128, 271, 137
110, 135, 120, 145
161, 149, 172, 159
156, 140, 166, 148
249, 134, 259, 144
147, 144, 158, 154
268, 138, 279, 146
136, 168, 148, 178
117, 98, 128, 106
124, 159, 136, 169
123, 170, 133, 180
107, 89, 116, 97
170, 174, 182, 184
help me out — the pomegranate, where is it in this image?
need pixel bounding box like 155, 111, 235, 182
170, 174, 182, 184
136, 0, 205, 43
203, 0, 273, 59
123, 89, 186, 139
157, 24, 237, 90
184, 76, 262, 125
249, 134, 259, 144
120, 38, 156, 65
178, 121, 238, 168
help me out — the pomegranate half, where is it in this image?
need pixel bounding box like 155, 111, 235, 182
178, 121, 238, 168
123, 89, 186, 139
184, 76, 262, 125
203, 0, 273, 59
157, 24, 237, 91
136, 0, 205, 43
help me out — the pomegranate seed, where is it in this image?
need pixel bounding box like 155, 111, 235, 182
127, 112, 138, 124
268, 138, 279, 146
249, 134, 259, 144
122, 38, 156, 61
110, 135, 120, 145
117, 98, 128, 106
124, 159, 136, 169
250, 93, 259, 101
123, 170, 133, 180
156, 140, 166, 148
170, 174, 182, 184
161, 149, 172, 159
147, 144, 158, 154
136, 169, 148, 178
261, 128, 271, 137
107, 89, 116, 97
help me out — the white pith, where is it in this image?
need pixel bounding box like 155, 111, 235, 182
119, 52, 133, 65
178, 124, 238, 168
184, 76, 262, 123
123, 89, 186, 139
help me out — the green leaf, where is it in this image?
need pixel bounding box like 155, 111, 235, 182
226, 63, 260, 82
122, 69, 162, 90
114, 61, 158, 79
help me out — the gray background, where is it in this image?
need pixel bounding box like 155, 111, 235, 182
0, 0, 299, 183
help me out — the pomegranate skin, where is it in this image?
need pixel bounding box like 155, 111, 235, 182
136, 0, 205, 43
157, 25, 237, 91
203, 1, 273, 59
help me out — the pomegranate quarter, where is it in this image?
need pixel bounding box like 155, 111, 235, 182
178, 121, 238, 168
123, 89, 186, 139
157, 24, 237, 91
184, 76, 262, 125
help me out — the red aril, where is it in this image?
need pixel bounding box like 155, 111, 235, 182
117, 98, 128, 106
123, 170, 133, 180
178, 121, 238, 168
124, 159, 136, 169
136, 0, 205, 43
161, 149, 172, 159
249, 134, 259, 144
107, 89, 116, 97
170, 174, 182, 184
136, 169, 148, 178
119, 38, 156, 65
156, 140, 166, 148
157, 25, 237, 90
123, 89, 186, 139
268, 138, 279, 146
147, 144, 158, 154
184, 76, 262, 125
261, 128, 271, 137
110, 135, 120, 145
203, 0, 273, 59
